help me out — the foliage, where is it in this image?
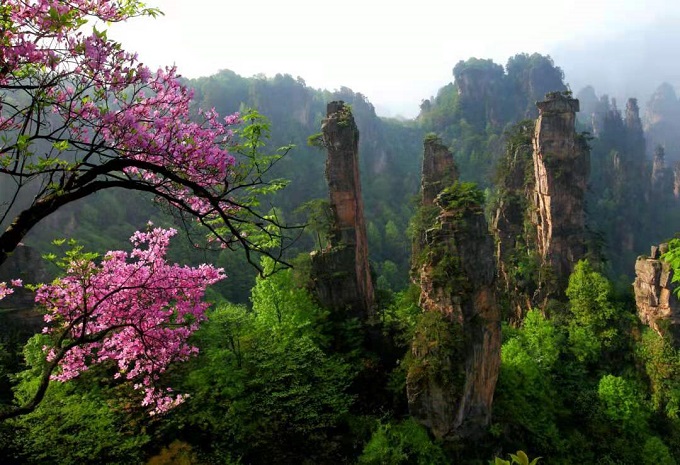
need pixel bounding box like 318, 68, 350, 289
566, 260, 620, 362
597, 374, 649, 431
494, 313, 563, 453
0, 0, 291, 275
250, 257, 330, 346
165, 269, 355, 464
642, 437, 677, 465
307, 132, 325, 148
295, 198, 332, 251
492, 450, 542, 465
437, 181, 485, 213
636, 328, 680, 419
7, 340, 150, 464
1, 226, 225, 419
663, 239, 680, 297
146, 441, 200, 465
405, 311, 465, 392
358, 418, 448, 465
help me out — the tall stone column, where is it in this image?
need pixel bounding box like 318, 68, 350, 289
310, 101, 374, 320
532, 92, 589, 284
407, 138, 500, 440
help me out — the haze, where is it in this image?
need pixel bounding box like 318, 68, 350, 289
111, 0, 680, 117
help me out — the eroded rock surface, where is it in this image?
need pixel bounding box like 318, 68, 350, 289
532, 92, 589, 285
421, 137, 458, 207
408, 180, 500, 440
634, 244, 680, 343
310, 101, 374, 319
491, 122, 537, 320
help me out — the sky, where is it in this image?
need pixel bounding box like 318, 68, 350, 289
110, 0, 680, 118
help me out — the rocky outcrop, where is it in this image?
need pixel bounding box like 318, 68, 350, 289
310, 101, 374, 319
491, 122, 538, 320
421, 136, 458, 207
645, 83, 680, 128
408, 182, 501, 440
452, 58, 506, 128
451, 55, 566, 129
625, 98, 643, 134
625, 98, 646, 163
652, 146, 673, 193
634, 244, 680, 343
575, 86, 598, 128
674, 162, 680, 200
532, 92, 589, 285
644, 83, 680, 161
411, 136, 459, 275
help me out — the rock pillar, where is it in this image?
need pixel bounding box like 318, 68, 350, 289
532, 92, 589, 284
408, 178, 500, 439
310, 102, 374, 319
633, 244, 680, 344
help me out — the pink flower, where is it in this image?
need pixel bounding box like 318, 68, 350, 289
36, 226, 225, 415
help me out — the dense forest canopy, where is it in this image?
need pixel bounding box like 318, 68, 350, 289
4, 3, 680, 464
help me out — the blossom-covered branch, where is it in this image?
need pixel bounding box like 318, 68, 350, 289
0, 0, 293, 271
0, 226, 225, 419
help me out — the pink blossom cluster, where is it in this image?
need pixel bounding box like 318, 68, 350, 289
0, 279, 23, 300
1, 1, 130, 87
2, 0, 242, 219
36, 226, 225, 415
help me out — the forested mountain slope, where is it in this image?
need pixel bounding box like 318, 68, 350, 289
7, 42, 680, 464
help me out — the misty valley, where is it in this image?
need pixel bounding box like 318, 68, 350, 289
4, 3, 680, 464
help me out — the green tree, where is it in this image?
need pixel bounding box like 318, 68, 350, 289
358, 418, 448, 465
494, 314, 562, 452
636, 328, 680, 419
6, 336, 150, 464
597, 374, 649, 433
168, 270, 354, 464
566, 260, 619, 362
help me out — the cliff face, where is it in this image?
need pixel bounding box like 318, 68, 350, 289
652, 146, 673, 195
421, 137, 459, 207
674, 162, 680, 200
408, 182, 501, 440
633, 244, 680, 343
411, 137, 459, 274
645, 83, 680, 161
625, 98, 646, 162
532, 92, 589, 285
452, 58, 506, 128
310, 101, 374, 319
645, 83, 680, 128
491, 122, 538, 320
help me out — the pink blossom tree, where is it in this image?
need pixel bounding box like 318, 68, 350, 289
0, 1, 291, 418
0, 0, 291, 270
2, 226, 225, 419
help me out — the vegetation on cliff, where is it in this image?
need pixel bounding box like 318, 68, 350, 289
5, 3, 680, 462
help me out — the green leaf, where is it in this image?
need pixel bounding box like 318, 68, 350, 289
516, 450, 529, 465
52, 140, 70, 151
